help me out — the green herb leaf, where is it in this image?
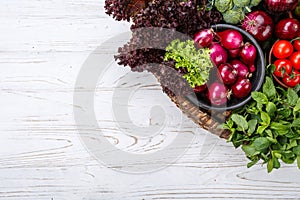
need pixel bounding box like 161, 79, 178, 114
273, 152, 282, 159
263, 77, 276, 99
257, 125, 268, 134
292, 118, 300, 127
231, 114, 248, 132
293, 145, 300, 156
273, 158, 281, 169
261, 111, 271, 126
270, 122, 290, 135
248, 119, 257, 135
252, 92, 268, 104
267, 159, 273, 173
287, 140, 298, 150
247, 158, 259, 168
287, 88, 298, 106
266, 102, 276, 118
297, 156, 300, 169
267, 136, 277, 143
294, 99, 300, 114
242, 145, 259, 157
253, 137, 271, 152
278, 108, 292, 119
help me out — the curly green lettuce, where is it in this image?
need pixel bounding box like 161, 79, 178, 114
164, 39, 213, 88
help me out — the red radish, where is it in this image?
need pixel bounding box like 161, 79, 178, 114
218, 63, 237, 85
216, 29, 244, 50
249, 64, 256, 73
242, 11, 274, 42
230, 59, 249, 78
264, 0, 298, 13
208, 82, 228, 106
194, 28, 214, 48
232, 78, 252, 98
193, 84, 207, 93
275, 18, 300, 40
209, 42, 228, 66
228, 48, 241, 58
240, 42, 257, 65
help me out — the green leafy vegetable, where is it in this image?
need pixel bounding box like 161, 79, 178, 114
263, 77, 276, 99
250, 0, 262, 6
164, 39, 214, 88
233, 0, 250, 7
214, 0, 262, 24
215, 0, 233, 13
221, 75, 300, 173
222, 8, 245, 25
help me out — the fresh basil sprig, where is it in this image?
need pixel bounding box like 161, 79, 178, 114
221, 76, 300, 173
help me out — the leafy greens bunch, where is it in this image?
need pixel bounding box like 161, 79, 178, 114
213, 0, 262, 24
221, 76, 300, 173
164, 39, 213, 88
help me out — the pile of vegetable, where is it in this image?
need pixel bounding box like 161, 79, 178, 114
272, 39, 300, 87
164, 28, 258, 106
105, 0, 300, 172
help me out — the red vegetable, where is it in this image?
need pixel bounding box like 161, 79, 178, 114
218, 63, 237, 85
242, 11, 274, 42
230, 59, 249, 78
289, 51, 300, 70
209, 42, 228, 66
231, 78, 252, 98
228, 48, 241, 58
194, 28, 214, 48
193, 84, 207, 93
273, 59, 293, 78
216, 29, 243, 50
208, 82, 228, 106
293, 39, 300, 51
249, 64, 256, 73
272, 40, 294, 59
275, 18, 300, 40
240, 42, 257, 65
283, 71, 300, 87
264, 0, 298, 13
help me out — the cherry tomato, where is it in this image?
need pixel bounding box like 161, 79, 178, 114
283, 71, 300, 87
289, 51, 300, 70
272, 40, 294, 59
293, 39, 300, 51
273, 59, 293, 78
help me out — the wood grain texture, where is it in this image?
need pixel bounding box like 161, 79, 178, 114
1, 0, 300, 199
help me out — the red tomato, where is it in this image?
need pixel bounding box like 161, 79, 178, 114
283, 71, 300, 87
272, 40, 294, 59
293, 40, 300, 51
273, 59, 293, 78
289, 51, 300, 70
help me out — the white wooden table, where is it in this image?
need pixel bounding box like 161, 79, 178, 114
1, 0, 300, 199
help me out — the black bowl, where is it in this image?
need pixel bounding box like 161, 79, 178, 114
187, 24, 265, 111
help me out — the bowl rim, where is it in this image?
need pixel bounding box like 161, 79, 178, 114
186, 24, 266, 112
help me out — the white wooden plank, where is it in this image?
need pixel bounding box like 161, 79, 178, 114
1, 0, 300, 199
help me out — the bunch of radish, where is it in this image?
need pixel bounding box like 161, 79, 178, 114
193, 28, 257, 106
